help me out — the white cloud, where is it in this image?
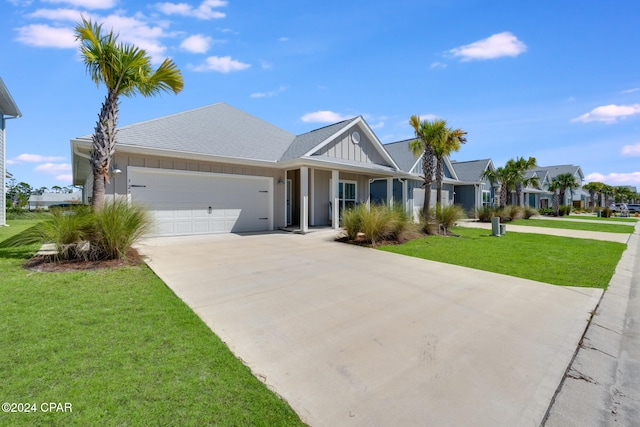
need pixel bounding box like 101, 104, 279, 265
250, 85, 287, 98
56, 174, 73, 183
7, 154, 67, 164
15, 24, 76, 48
369, 121, 384, 129
301, 111, 353, 123
35, 163, 72, 174
572, 104, 640, 124
279, 37, 288, 42
449, 32, 527, 61
180, 34, 212, 53
260, 60, 273, 69
622, 143, 640, 156
621, 88, 640, 94
430, 62, 447, 69
156, 0, 227, 20
191, 56, 250, 73
29, 8, 86, 21
43, 0, 117, 9
585, 172, 640, 185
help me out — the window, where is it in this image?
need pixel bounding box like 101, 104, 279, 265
339, 181, 357, 211
482, 191, 491, 207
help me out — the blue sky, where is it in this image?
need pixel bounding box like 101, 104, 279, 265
2, 0, 640, 190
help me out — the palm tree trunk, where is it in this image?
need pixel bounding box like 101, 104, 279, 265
516, 183, 522, 206
553, 191, 559, 216
91, 92, 119, 209
559, 189, 566, 206
422, 147, 434, 222
500, 184, 508, 208
435, 158, 443, 208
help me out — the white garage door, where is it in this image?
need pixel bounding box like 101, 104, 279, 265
128, 168, 273, 236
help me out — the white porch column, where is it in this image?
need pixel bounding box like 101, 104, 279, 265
402, 179, 408, 215
331, 170, 339, 229
387, 178, 394, 207
300, 166, 309, 233
310, 168, 315, 226
283, 170, 288, 227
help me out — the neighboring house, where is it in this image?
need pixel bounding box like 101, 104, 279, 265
533, 165, 586, 208
450, 159, 495, 217
0, 77, 22, 226
27, 192, 82, 210
71, 103, 401, 236
371, 139, 460, 221
521, 169, 550, 208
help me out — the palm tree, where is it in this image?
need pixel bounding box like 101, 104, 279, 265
583, 182, 600, 209
555, 173, 579, 207
506, 157, 538, 206
408, 116, 447, 221
601, 184, 615, 207
548, 177, 561, 216
432, 125, 467, 208
75, 18, 184, 209
481, 166, 514, 208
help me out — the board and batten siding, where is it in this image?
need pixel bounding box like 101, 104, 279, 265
314, 126, 389, 167
111, 153, 287, 229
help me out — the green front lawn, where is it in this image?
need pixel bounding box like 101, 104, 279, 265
0, 220, 304, 427
510, 218, 634, 233
567, 215, 638, 223
380, 227, 625, 288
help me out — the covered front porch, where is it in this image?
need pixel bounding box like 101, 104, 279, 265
283, 166, 399, 233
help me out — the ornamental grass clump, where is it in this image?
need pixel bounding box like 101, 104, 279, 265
92, 200, 151, 260
434, 204, 466, 231
341, 203, 410, 246
0, 201, 150, 261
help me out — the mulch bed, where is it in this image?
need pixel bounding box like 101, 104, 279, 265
23, 248, 144, 272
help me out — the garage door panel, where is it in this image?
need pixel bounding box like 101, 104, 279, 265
129, 168, 272, 236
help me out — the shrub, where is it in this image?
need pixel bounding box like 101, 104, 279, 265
434, 204, 465, 231
539, 207, 554, 216
600, 207, 612, 218
3, 205, 95, 260
341, 203, 365, 241
476, 206, 496, 222
523, 206, 538, 219
1, 201, 150, 261
92, 200, 151, 260
341, 203, 410, 245
503, 205, 523, 221
558, 205, 571, 216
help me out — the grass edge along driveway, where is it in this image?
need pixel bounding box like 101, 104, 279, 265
510, 218, 634, 233
380, 227, 625, 289
0, 220, 305, 427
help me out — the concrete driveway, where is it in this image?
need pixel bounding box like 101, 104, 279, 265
137, 230, 602, 426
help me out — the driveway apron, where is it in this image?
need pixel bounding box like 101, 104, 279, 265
137, 230, 602, 427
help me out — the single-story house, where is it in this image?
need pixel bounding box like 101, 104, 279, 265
370, 139, 460, 220
28, 192, 83, 210
0, 76, 22, 226
449, 159, 495, 216
71, 103, 403, 236
533, 165, 585, 208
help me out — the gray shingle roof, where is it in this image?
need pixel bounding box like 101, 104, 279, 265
78, 103, 296, 162
280, 118, 357, 161
382, 139, 419, 173
450, 159, 492, 182
533, 165, 584, 180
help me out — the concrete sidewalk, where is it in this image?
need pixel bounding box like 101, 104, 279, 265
544, 221, 640, 426
138, 230, 602, 426
456, 220, 630, 243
